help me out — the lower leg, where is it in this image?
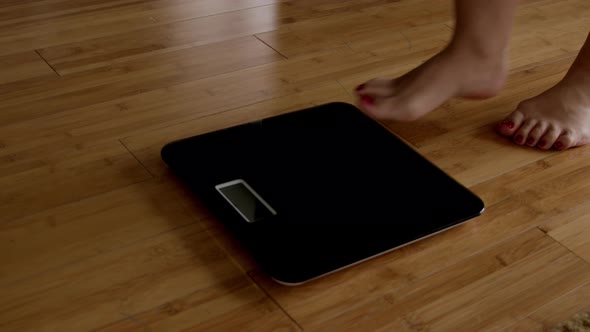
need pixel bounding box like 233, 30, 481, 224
451, 0, 517, 61
355, 0, 519, 121
449, 0, 518, 96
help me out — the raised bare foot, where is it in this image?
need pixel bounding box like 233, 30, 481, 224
355, 45, 508, 121
497, 68, 590, 150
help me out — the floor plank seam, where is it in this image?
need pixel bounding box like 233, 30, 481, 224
49, 33, 290, 78
501, 240, 590, 331
34, 49, 61, 77
120, 2, 283, 44
119, 139, 156, 178
396, 221, 557, 286
537, 199, 590, 231
10, 51, 576, 141
335, 79, 354, 98
542, 225, 590, 266
202, 222, 258, 275
254, 34, 288, 59
508, 52, 578, 76
246, 272, 305, 331
5, 38, 302, 119
272, 226, 552, 330
10, 5, 283, 71
160, 2, 280, 24
199, 224, 304, 330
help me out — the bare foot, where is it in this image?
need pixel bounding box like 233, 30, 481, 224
497, 68, 590, 150
355, 45, 508, 121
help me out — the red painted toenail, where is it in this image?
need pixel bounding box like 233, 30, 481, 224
555, 142, 564, 149
515, 135, 523, 143
504, 121, 514, 129
527, 137, 535, 145
361, 95, 374, 105
356, 84, 365, 91
539, 140, 546, 147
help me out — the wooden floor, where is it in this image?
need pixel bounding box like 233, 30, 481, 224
2, 0, 590, 331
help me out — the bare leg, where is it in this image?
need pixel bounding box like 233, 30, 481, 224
497, 32, 590, 150
355, 0, 519, 121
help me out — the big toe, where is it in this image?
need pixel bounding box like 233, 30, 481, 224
355, 78, 395, 97
497, 110, 525, 137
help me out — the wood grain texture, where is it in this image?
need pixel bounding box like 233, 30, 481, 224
256, 7, 453, 59
0, 36, 284, 125
0, 51, 57, 84
36, 5, 282, 73
247, 194, 569, 329
0, 141, 151, 222
0, 178, 211, 287
501, 204, 590, 331
2, 0, 590, 331
0, 46, 368, 127
471, 143, 590, 210
0, 0, 282, 56
0, 222, 299, 332
506, 279, 590, 331
254, 229, 590, 331
121, 84, 353, 177
543, 201, 590, 262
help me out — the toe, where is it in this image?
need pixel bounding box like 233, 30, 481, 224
357, 93, 387, 117
554, 129, 576, 150
358, 94, 377, 115
526, 122, 548, 147
360, 96, 398, 119
359, 97, 419, 122
356, 78, 395, 97
538, 126, 560, 150
498, 111, 525, 137
513, 119, 537, 145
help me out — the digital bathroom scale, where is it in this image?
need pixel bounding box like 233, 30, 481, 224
161, 102, 484, 285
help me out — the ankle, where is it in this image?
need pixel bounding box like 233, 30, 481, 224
443, 42, 508, 98
448, 32, 510, 60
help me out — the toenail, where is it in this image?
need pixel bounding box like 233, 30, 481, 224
361, 95, 374, 105
527, 137, 535, 145
555, 142, 564, 149
503, 121, 514, 129
539, 140, 546, 147
356, 84, 365, 91
515, 135, 523, 143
